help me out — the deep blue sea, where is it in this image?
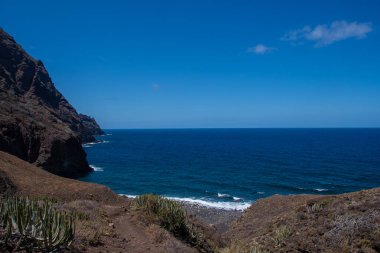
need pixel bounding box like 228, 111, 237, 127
80, 129, 380, 210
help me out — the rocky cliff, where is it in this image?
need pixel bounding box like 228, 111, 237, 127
0, 28, 102, 177
78, 113, 104, 143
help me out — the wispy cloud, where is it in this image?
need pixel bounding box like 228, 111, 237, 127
97, 56, 107, 62
282, 20, 372, 47
247, 44, 276, 55
152, 83, 160, 91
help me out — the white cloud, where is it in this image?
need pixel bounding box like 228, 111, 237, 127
247, 44, 276, 54
283, 20, 372, 47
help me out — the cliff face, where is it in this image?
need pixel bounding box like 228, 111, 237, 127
0, 28, 102, 177
78, 114, 104, 143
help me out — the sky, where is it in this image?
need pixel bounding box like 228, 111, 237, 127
1, 0, 380, 128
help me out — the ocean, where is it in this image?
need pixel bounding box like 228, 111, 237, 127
80, 128, 380, 210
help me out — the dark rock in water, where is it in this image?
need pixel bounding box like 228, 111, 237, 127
0, 28, 102, 177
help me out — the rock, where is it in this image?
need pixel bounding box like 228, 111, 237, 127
0, 28, 101, 177
79, 114, 105, 143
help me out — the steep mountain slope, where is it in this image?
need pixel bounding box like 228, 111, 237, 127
0, 28, 102, 177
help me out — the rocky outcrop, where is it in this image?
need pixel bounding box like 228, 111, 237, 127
78, 114, 104, 143
0, 28, 102, 177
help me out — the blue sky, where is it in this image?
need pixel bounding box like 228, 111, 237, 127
1, 0, 379, 128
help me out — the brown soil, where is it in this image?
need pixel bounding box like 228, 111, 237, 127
0, 151, 121, 204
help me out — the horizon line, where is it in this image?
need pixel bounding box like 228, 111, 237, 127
101, 127, 380, 130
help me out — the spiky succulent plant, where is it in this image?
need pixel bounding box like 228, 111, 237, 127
0, 196, 75, 251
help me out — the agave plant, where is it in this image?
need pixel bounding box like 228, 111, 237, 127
0, 196, 75, 251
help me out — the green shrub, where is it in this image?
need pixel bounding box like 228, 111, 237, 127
132, 194, 199, 245
307, 202, 324, 213
0, 196, 75, 251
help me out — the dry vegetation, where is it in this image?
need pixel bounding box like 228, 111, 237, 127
131, 194, 220, 252
1, 151, 379, 252
225, 190, 380, 253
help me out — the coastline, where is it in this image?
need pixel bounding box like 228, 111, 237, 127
120, 194, 246, 233
1, 20, 379, 253
1, 150, 379, 252
181, 201, 243, 233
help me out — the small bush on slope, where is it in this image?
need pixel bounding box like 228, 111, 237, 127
132, 194, 216, 252
132, 194, 198, 241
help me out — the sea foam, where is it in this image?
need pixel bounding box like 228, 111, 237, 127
315, 188, 328, 192
167, 197, 251, 211
82, 140, 110, 148
90, 165, 104, 172
120, 194, 251, 211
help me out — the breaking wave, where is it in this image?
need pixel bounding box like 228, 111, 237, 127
119, 194, 251, 211
90, 165, 104, 172
315, 188, 329, 192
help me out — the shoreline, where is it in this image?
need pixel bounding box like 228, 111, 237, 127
181, 201, 244, 233
2, 150, 379, 253
120, 194, 246, 232
120, 194, 252, 210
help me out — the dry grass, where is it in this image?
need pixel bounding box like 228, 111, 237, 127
272, 225, 292, 246
131, 194, 218, 252
53, 199, 118, 251
220, 241, 268, 253
132, 194, 198, 243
